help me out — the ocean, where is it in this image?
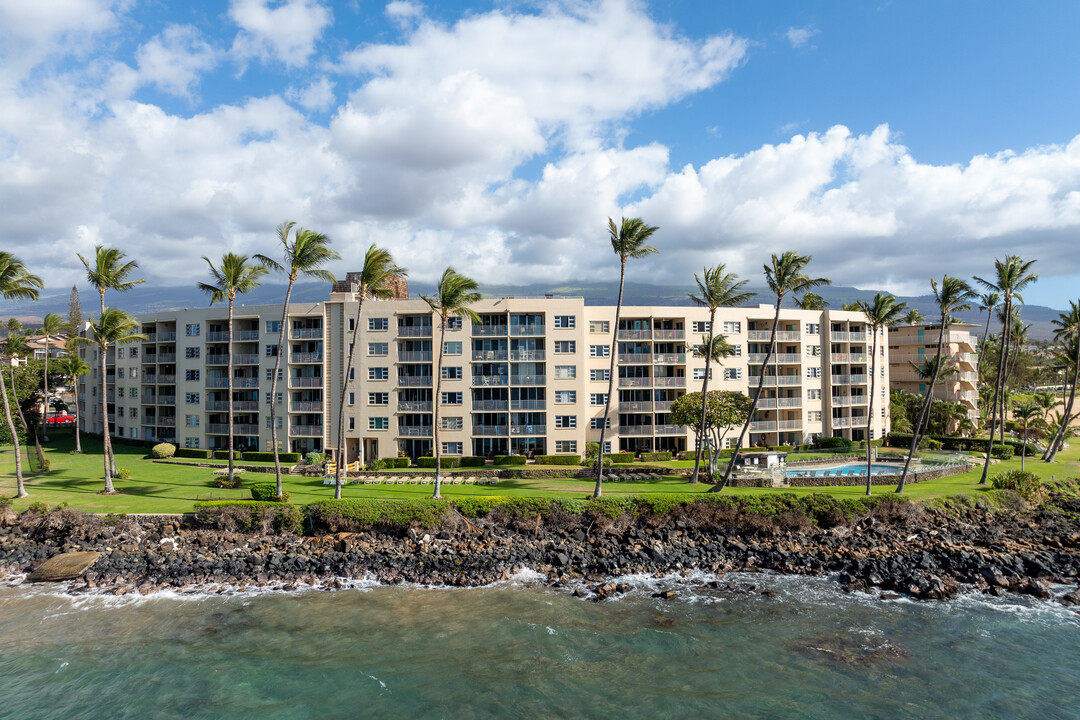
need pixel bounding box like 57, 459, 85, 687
1, 572, 1077, 719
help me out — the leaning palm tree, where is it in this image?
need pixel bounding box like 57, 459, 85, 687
974, 256, 1037, 484
687, 265, 753, 483
38, 313, 67, 441
198, 254, 268, 483
1011, 401, 1041, 472
977, 291, 1000, 353
1033, 391, 1060, 426
795, 291, 828, 310
53, 349, 90, 454
256, 222, 340, 496
422, 268, 481, 499
78, 246, 143, 471
908, 355, 959, 437
0, 253, 42, 497
1044, 302, 1080, 462
688, 332, 739, 481
595, 217, 659, 498
5, 325, 45, 471
331, 245, 406, 499
1045, 408, 1078, 458
896, 276, 975, 492
716, 251, 829, 491
853, 293, 907, 495
73, 308, 146, 492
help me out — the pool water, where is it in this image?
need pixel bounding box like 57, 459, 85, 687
787, 463, 904, 477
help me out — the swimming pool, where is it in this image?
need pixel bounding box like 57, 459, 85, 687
786, 463, 905, 478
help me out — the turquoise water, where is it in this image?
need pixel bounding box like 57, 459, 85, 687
1, 573, 1078, 719
787, 463, 904, 477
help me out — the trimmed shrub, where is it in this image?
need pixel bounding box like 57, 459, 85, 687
459, 456, 487, 468
990, 469, 1043, 502
416, 456, 461, 469
250, 482, 289, 503
640, 451, 673, 462
990, 444, 1014, 460
175, 448, 212, 459
768, 445, 795, 452
605, 452, 634, 464
214, 475, 243, 489
815, 436, 854, 449
116, 467, 131, 479
235, 451, 303, 463
920, 438, 943, 450
535, 454, 581, 466
194, 501, 302, 534
392, 457, 410, 468
306, 498, 451, 532
151, 442, 177, 459
494, 455, 527, 466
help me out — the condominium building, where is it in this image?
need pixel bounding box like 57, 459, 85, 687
78, 283, 892, 462
887, 322, 980, 418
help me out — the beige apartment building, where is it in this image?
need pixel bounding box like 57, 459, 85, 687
79, 283, 892, 463
887, 322, 980, 418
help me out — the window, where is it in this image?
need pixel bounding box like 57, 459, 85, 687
265, 321, 281, 334
129, 387, 137, 398
589, 320, 610, 334
693, 321, 711, 333
117, 387, 124, 397
369, 392, 389, 405
348, 392, 354, 405
555, 440, 578, 453
185, 437, 200, 449
444, 341, 462, 355
442, 417, 463, 430
369, 417, 390, 430
555, 415, 577, 428
129, 347, 138, 358
806, 345, 821, 356
880, 366, 885, 377
806, 323, 820, 335
265, 416, 283, 429
723, 368, 742, 380
185, 323, 201, 336
185, 415, 199, 427
441, 366, 463, 379
185, 346, 200, 359
554, 340, 576, 354
881, 406, 886, 417
722, 321, 741, 333
554, 315, 576, 329
590, 369, 610, 382
590, 393, 608, 405
129, 407, 138, 418
442, 442, 463, 455
185, 392, 200, 404
264, 392, 282, 404
693, 368, 712, 381
808, 411, 822, 422
118, 368, 125, 379
185, 369, 200, 381
603, 441, 611, 453
369, 317, 388, 331
441, 392, 463, 404
369, 367, 389, 381
589, 345, 609, 358
265, 345, 278, 356
554, 365, 577, 379
729, 344, 742, 356
349, 418, 355, 430
590, 417, 611, 429
130, 367, 137, 378
446, 317, 462, 330
807, 389, 822, 400
807, 367, 821, 378
348, 318, 354, 331
368, 342, 388, 356
264, 368, 283, 380
555, 390, 576, 404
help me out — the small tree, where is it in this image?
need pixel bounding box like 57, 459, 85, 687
670, 390, 752, 480
1011, 401, 1041, 472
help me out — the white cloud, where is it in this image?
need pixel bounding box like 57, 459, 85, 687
134, 25, 218, 99
786, 25, 819, 49
289, 76, 336, 111
385, 1, 424, 28
0, 0, 120, 77
229, 0, 333, 68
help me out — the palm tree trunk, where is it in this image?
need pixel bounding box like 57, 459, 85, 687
1, 371, 27, 498
980, 309, 993, 419
73, 371, 82, 454
865, 326, 877, 495
336, 295, 366, 500
432, 316, 446, 499
9, 364, 29, 467
100, 342, 114, 493
897, 314, 948, 492
226, 299, 235, 482
99, 289, 113, 473
981, 298, 1012, 484
1044, 338, 1079, 462
691, 308, 717, 484
716, 298, 783, 491
43, 336, 50, 442
271, 279, 295, 496
594, 262, 626, 498
999, 328, 1014, 445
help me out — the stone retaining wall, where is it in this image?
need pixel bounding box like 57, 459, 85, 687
733, 463, 973, 488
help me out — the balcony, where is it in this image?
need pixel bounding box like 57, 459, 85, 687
473, 425, 507, 437
510, 325, 545, 337
830, 353, 868, 363
831, 417, 852, 428
756, 397, 802, 409
291, 328, 323, 339
749, 421, 777, 432
778, 419, 802, 430
654, 400, 674, 412
208, 423, 259, 435
654, 424, 685, 436
398, 401, 432, 412
653, 329, 685, 340
511, 375, 546, 386
141, 396, 156, 405
143, 334, 157, 343
619, 401, 653, 412
508, 350, 545, 362
398, 376, 433, 387
472, 375, 508, 387
207, 377, 259, 388
157, 417, 176, 427
233, 353, 260, 365
157, 353, 176, 363
159, 332, 177, 342
157, 374, 176, 384
398, 351, 433, 363
618, 353, 651, 364
289, 377, 322, 388
472, 350, 508, 361
206, 355, 229, 365
290, 425, 324, 437
289, 352, 323, 364
748, 330, 800, 342
893, 332, 974, 346
749, 353, 801, 364
206, 400, 259, 411
511, 424, 546, 435
752, 376, 801, 386
617, 425, 651, 436
237, 330, 259, 341
397, 426, 432, 437
618, 377, 650, 388
653, 353, 685, 364
157, 396, 176, 405
473, 326, 507, 337
510, 399, 545, 411
472, 400, 508, 411
653, 377, 686, 388
142, 375, 157, 384
398, 326, 433, 337
206, 331, 230, 342
616, 329, 651, 341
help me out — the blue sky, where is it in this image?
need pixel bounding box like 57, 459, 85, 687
2, 0, 1079, 307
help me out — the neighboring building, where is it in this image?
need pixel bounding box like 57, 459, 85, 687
26, 334, 68, 360
79, 286, 892, 462
888, 322, 979, 418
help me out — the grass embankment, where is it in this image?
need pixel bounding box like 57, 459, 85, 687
2, 431, 1078, 514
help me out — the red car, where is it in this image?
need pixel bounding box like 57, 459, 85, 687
45, 415, 75, 425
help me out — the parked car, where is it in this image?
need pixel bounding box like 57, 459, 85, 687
45, 415, 76, 425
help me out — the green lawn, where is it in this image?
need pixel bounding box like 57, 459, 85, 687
2, 430, 1077, 514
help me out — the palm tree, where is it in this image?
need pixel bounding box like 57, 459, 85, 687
4, 325, 45, 471
595, 217, 659, 498
77, 246, 144, 471
73, 308, 146, 492
853, 293, 907, 495
1045, 408, 1078, 457
256, 222, 340, 496
1044, 301, 1080, 462
1033, 391, 1060, 425
332, 245, 405, 499
795, 291, 828, 310
687, 265, 753, 483
714, 252, 829, 491
976, 291, 1000, 353
896, 275, 975, 492
422, 268, 481, 499
688, 333, 739, 480
908, 355, 958, 437
0, 254, 40, 498
53, 348, 90, 454
1012, 401, 1041, 471
974, 256, 1037, 484
38, 313, 66, 441
198, 254, 268, 482
898, 308, 925, 326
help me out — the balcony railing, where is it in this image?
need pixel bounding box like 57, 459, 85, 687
617, 329, 651, 340
509, 350, 545, 362
653, 353, 685, 364
653, 377, 686, 388
398, 376, 433, 387
472, 375, 508, 387
237, 330, 259, 341
756, 397, 803, 409
510, 400, 545, 411
748, 330, 800, 341
289, 352, 322, 363
472, 326, 507, 336
156, 354, 176, 363
398, 401, 432, 412
157, 417, 176, 427
751, 376, 801, 386
473, 425, 507, 437
206, 400, 259, 411
654, 400, 674, 412
511, 375, 546, 386
511, 424, 546, 435
206, 355, 229, 365
472, 400, 508, 411
157, 374, 176, 384
291, 328, 323, 339
653, 329, 685, 340
232, 353, 260, 364
159, 332, 177, 342
618, 377, 650, 388
830, 353, 868, 363
396, 426, 432, 437
510, 325, 545, 337
398, 351, 433, 362
142, 375, 157, 384
472, 351, 508, 361
289, 377, 322, 388
207, 378, 259, 388
654, 424, 685, 436
749, 421, 777, 432
831, 417, 852, 428
618, 425, 653, 436
290, 425, 324, 437
619, 401, 653, 412
157, 396, 176, 405
778, 419, 802, 430
290, 401, 323, 412
749, 353, 801, 364
206, 331, 230, 342
143, 334, 157, 343
397, 326, 433, 337
208, 423, 260, 435
618, 353, 651, 364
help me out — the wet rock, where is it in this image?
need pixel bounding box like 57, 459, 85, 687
27, 551, 102, 582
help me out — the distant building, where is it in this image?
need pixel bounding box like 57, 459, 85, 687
888, 323, 979, 418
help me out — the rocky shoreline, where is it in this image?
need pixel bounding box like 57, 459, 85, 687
2, 494, 1080, 607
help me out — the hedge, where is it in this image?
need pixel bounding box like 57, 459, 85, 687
194, 501, 302, 534
175, 448, 212, 459
236, 451, 302, 463
885, 432, 1037, 456
416, 456, 461, 469
991, 444, 1014, 459
640, 451, 672, 462
494, 455, 527, 466
306, 498, 452, 531
459, 456, 487, 468
392, 457, 411, 468
250, 483, 289, 503
604, 452, 635, 464
681, 449, 736, 460
535, 454, 581, 466
815, 437, 855, 449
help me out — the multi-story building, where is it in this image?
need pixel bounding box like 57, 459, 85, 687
79, 283, 892, 462
887, 322, 980, 418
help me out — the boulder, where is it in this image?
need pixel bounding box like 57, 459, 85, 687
27, 551, 102, 582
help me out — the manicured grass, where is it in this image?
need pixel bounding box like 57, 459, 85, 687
3, 430, 1078, 514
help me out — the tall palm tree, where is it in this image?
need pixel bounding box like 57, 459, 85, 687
78, 246, 144, 471
0, 254, 40, 498
332, 245, 406, 499
1044, 301, 1079, 462
853, 293, 907, 495
908, 355, 958, 437
896, 275, 975, 492
4, 325, 44, 471
39, 313, 66, 441
422, 268, 481, 499
256, 222, 340, 496
716, 251, 829, 491
198, 254, 268, 483
974, 256, 1037, 484
73, 308, 146, 492
1012, 401, 1041, 472
687, 265, 753, 483
795, 292, 828, 310
976, 291, 1000, 353
595, 217, 659, 498
53, 348, 90, 454
898, 308, 925, 326
1033, 391, 1060, 425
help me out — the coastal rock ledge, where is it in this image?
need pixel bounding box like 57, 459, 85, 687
26, 551, 102, 582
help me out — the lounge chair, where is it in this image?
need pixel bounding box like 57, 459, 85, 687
452, 478, 461, 485
421, 478, 430, 485
464, 478, 474, 485
489, 478, 499, 486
